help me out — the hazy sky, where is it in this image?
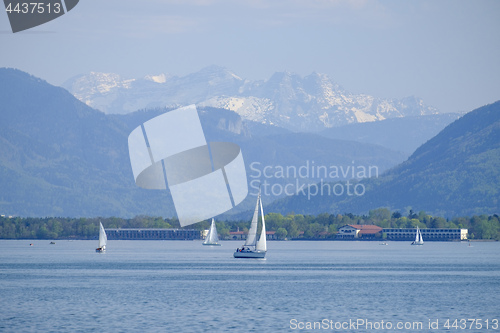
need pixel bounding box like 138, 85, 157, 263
1, 0, 499, 113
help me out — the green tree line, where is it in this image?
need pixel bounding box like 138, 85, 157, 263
0, 216, 178, 239
1, 209, 499, 240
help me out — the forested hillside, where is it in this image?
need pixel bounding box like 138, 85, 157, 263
268, 101, 500, 217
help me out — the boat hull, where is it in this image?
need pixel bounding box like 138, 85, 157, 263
233, 250, 266, 258
96, 247, 105, 253
203, 243, 222, 246
411, 242, 423, 246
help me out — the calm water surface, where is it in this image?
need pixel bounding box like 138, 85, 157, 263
1, 240, 499, 332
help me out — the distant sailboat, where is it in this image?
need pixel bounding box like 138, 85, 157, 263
411, 226, 424, 245
203, 218, 221, 246
96, 221, 107, 252
234, 189, 267, 259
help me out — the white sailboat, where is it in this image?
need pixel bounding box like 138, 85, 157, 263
411, 226, 424, 245
203, 218, 221, 246
234, 189, 267, 259
96, 221, 107, 252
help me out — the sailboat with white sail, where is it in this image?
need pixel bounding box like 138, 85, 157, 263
234, 189, 266, 259
411, 226, 424, 245
203, 218, 221, 246
96, 221, 107, 252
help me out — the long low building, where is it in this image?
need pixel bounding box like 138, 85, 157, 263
337, 225, 469, 241
106, 228, 202, 240
384, 228, 468, 241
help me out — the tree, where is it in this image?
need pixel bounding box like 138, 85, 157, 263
286, 221, 299, 238
395, 217, 408, 228
369, 208, 391, 221
218, 227, 230, 240
430, 217, 446, 228
276, 228, 288, 240
472, 216, 500, 239
266, 213, 286, 230
305, 223, 324, 238
408, 209, 418, 219
392, 211, 402, 219
407, 218, 421, 228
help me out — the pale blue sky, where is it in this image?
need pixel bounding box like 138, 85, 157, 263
1, 0, 499, 113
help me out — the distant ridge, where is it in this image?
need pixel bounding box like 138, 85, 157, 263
319, 113, 462, 155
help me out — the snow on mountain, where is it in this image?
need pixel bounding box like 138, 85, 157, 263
199, 96, 274, 124
62, 66, 438, 132
144, 73, 168, 83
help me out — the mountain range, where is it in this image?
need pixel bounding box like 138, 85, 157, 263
0, 68, 405, 218
62, 66, 439, 132
3, 67, 496, 219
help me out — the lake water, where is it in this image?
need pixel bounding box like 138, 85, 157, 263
0, 240, 499, 332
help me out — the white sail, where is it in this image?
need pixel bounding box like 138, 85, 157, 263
244, 191, 260, 247
234, 188, 266, 258
204, 218, 219, 244
256, 195, 267, 252
412, 226, 424, 245
98, 222, 107, 249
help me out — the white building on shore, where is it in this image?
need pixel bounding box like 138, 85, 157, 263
383, 228, 468, 241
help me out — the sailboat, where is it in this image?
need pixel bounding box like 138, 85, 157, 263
234, 189, 267, 259
411, 226, 424, 245
96, 221, 107, 252
203, 218, 221, 246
